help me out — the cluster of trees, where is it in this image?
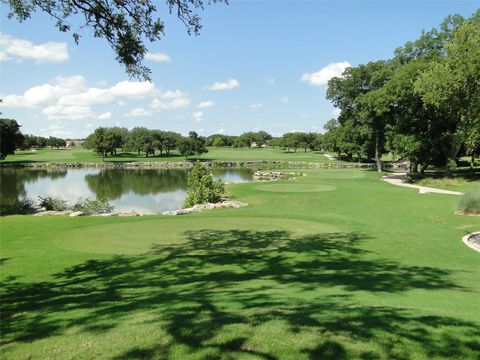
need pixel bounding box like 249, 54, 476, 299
84, 127, 208, 161
323, 11, 480, 179
203, 131, 272, 148
21, 135, 49, 149
0, 118, 69, 159
270, 132, 323, 152
84, 126, 326, 161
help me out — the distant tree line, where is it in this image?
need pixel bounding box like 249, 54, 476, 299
83, 127, 210, 161
83, 127, 325, 161
0, 118, 325, 161
322, 10, 480, 179
0, 118, 71, 159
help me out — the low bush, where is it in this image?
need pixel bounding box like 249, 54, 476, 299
38, 196, 69, 211
1, 197, 36, 215
457, 186, 480, 215
73, 198, 114, 215
184, 162, 225, 208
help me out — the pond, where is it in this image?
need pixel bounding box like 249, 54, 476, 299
0, 168, 253, 214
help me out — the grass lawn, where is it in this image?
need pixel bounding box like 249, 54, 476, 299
0, 147, 331, 164
1, 168, 479, 359
414, 171, 480, 192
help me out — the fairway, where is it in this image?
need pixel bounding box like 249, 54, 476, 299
1, 168, 479, 359
0, 147, 331, 164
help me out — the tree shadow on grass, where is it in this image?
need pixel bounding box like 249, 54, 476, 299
1, 230, 478, 359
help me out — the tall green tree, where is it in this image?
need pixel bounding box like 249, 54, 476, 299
415, 20, 480, 176
84, 127, 117, 161
178, 132, 208, 160
0, 118, 24, 159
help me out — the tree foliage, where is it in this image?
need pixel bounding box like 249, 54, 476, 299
184, 162, 224, 208
322, 10, 480, 177
178, 131, 208, 160
0, 118, 24, 159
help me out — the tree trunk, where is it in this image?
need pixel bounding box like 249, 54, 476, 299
419, 163, 429, 175
443, 139, 462, 178
374, 135, 382, 172
412, 161, 418, 173
404, 161, 413, 183
471, 153, 476, 170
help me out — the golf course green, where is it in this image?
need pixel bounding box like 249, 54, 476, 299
1, 164, 479, 359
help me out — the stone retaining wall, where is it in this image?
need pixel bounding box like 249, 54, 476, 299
0, 160, 398, 169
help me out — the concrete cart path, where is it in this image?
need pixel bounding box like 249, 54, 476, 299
382, 173, 464, 195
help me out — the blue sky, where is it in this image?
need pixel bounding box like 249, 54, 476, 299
1, 1, 478, 138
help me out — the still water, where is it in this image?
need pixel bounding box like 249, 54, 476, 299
0, 168, 253, 214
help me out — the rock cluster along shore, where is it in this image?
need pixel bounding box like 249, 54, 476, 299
0, 159, 401, 169
31, 198, 248, 217
253, 171, 306, 181
162, 199, 247, 216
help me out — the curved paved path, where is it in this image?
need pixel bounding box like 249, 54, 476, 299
381, 173, 464, 195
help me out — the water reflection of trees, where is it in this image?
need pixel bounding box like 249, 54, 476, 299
0, 169, 67, 215
211, 168, 252, 182
84, 169, 188, 200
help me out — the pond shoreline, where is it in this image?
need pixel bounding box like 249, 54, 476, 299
0, 160, 393, 169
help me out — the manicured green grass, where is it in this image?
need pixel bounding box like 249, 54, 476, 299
1, 168, 479, 359
0, 147, 330, 164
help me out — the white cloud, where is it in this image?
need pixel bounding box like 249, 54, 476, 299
205, 79, 239, 91
250, 102, 263, 109
123, 108, 151, 117
48, 122, 64, 130
217, 129, 225, 134
1, 76, 191, 120
42, 105, 93, 120
150, 89, 190, 111
279, 96, 289, 103
198, 100, 214, 108
192, 111, 203, 122
98, 112, 112, 120
0, 33, 69, 63
332, 108, 341, 119
58, 87, 114, 106
110, 80, 155, 98
51, 130, 75, 138
301, 61, 351, 86
151, 97, 190, 110
145, 52, 171, 62
157, 89, 187, 100
2, 75, 86, 108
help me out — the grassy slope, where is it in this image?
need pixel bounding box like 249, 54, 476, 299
1, 168, 479, 359
415, 172, 480, 192
0, 147, 331, 163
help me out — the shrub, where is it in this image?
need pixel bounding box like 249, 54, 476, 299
184, 162, 225, 208
457, 185, 480, 215
73, 198, 114, 215
38, 196, 69, 211
0, 197, 37, 215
